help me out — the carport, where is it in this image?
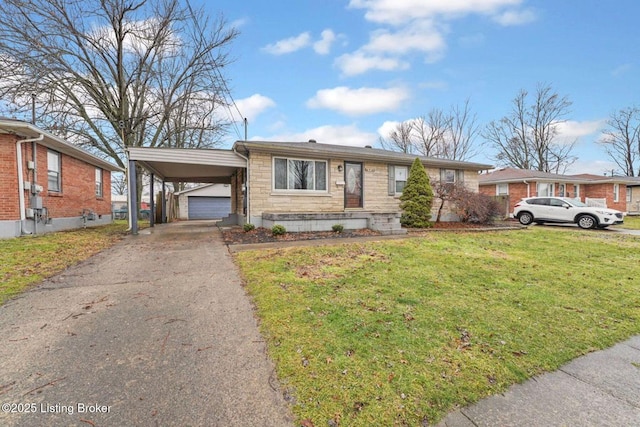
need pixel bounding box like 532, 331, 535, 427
126, 147, 247, 234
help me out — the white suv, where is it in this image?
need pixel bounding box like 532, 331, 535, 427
513, 197, 624, 229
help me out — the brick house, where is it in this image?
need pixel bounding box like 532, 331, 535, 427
478, 167, 638, 215
1, 118, 122, 239
127, 140, 492, 234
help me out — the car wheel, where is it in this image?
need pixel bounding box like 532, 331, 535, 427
518, 212, 534, 225
577, 214, 597, 229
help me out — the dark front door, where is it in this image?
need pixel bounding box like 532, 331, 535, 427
344, 162, 363, 208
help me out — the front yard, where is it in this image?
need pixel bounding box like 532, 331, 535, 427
236, 228, 640, 426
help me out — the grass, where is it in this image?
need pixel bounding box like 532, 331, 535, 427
620, 215, 640, 230
0, 220, 140, 304
236, 228, 640, 426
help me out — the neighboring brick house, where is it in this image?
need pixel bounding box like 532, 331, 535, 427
478, 167, 638, 214
1, 118, 122, 239
128, 140, 492, 234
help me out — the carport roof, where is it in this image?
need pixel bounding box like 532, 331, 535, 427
127, 147, 246, 183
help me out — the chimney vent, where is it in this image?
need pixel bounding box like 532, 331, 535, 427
364, 145, 372, 148
308, 139, 316, 143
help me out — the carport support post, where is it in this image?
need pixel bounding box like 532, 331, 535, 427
128, 159, 138, 235
149, 174, 155, 227
162, 181, 167, 224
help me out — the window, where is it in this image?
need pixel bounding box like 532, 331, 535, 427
440, 169, 465, 183
627, 187, 632, 203
395, 166, 408, 193
47, 150, 61, 192
558, 184, 566, 197
613, 183, 619, 202
273, 157, 327, 191
573, 184, 580, 198
537, 182, 554, 197
95, 168, 103, 197
496, 183, 509, 195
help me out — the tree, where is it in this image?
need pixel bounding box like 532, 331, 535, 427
597, 107, 640, 176
0, 0, 238, 206
431, 180, 466, 223
484, 83, 576, 173
381, 100, 480, 161
399, 158, 434, 228
379, 121, 414, 154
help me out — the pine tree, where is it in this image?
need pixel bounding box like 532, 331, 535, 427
399, 158, 434, 228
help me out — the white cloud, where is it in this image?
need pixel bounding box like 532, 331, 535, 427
565, 159, 618, 175
313, 29, 337, 55
377, 120, 403, 138
235, 94, 276, 122
307, 86, 410, 116
348, 0, 525, 25
364, 21, 446, 59
335, 52, 409, 76
492, 8, 537, 26
257, 124, 378, 147
262, 32, 311, 55
556, 119, 604, 140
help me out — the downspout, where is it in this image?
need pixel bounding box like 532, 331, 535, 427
523, 180, 530, 198
233, 147, 250, 224
16, 133, 44, 235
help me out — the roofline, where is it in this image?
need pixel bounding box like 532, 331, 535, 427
480, 176, 640, 185
233, 140, 493, 170
0, 119, 123, 172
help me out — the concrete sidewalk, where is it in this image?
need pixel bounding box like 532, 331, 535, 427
0, 221, 293, 427
438, 335, 640, 426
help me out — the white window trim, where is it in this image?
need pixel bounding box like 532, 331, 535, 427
394, 165, 408, 195
47, 149, 61, 192
496, 183, 509, 196
95, 168, 103, 197
613, 183, 619, 202
272, 156, 328, 193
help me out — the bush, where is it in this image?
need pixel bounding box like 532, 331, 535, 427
332, 224, 344, 233
399, 158, 434, 228
454, 191, 503, 224
271, 224, 286, 236
243, 223, 255, 232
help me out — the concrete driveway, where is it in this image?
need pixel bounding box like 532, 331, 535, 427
0, 221, 293, 427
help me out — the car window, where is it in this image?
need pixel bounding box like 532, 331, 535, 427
549, 198, 565, 207
527, 198, 549, 205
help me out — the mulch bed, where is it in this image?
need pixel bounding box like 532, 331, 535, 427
220, 221, 518, 245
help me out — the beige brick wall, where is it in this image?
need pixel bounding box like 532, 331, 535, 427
247, 152, 482, 220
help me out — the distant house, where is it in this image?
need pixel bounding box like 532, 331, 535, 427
127, 140, 492, 234
175, 184, 231, 220
478, 168, 639, 214
0, 118, 122, 239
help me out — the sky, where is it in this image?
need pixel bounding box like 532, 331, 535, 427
199, 0, 640, 175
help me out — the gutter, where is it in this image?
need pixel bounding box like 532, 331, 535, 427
233, 147, 250, 224
16, 133, 44, 235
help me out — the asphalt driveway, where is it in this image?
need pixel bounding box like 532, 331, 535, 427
0, 221, 293, 426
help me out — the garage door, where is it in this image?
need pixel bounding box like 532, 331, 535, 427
187, 197, 231, 220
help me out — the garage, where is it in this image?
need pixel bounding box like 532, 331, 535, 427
187, 196, 231, 220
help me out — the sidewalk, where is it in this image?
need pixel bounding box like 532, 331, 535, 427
437, 335, 640, 426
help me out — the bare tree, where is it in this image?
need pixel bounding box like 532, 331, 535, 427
412, 110, 449, 157
440, 99, 479, 161
0, 0, 237, 170
484, 84, 576, 173
597, 107, 640, 176
379, 121, 415, 154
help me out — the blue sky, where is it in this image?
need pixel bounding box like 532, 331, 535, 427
203, 0, 639, 174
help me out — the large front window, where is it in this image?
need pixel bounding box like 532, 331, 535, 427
537, 182, 554, 197
274, 157, 327, 191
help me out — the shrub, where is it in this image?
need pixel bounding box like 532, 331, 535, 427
399, 158, 434, 228
332, 224, 344, 233
454, 191, 503, 224
243, 223, 255, 232
271, 224, 286, 236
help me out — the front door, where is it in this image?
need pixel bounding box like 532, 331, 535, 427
344, 162, 363, 208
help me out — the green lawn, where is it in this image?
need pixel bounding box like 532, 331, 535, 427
236, 228, 640, 426
621, 215, 640, 229
0, 221, 137, 304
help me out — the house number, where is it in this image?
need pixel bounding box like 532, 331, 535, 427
365, 168, 375, 172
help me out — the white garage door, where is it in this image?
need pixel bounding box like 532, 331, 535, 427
187, 197, 231, 220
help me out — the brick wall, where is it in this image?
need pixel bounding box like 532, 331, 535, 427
1, 135, 112, 221
0, 135, 20, 220
582, 182, 627, 211
248, 152, 482, 219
